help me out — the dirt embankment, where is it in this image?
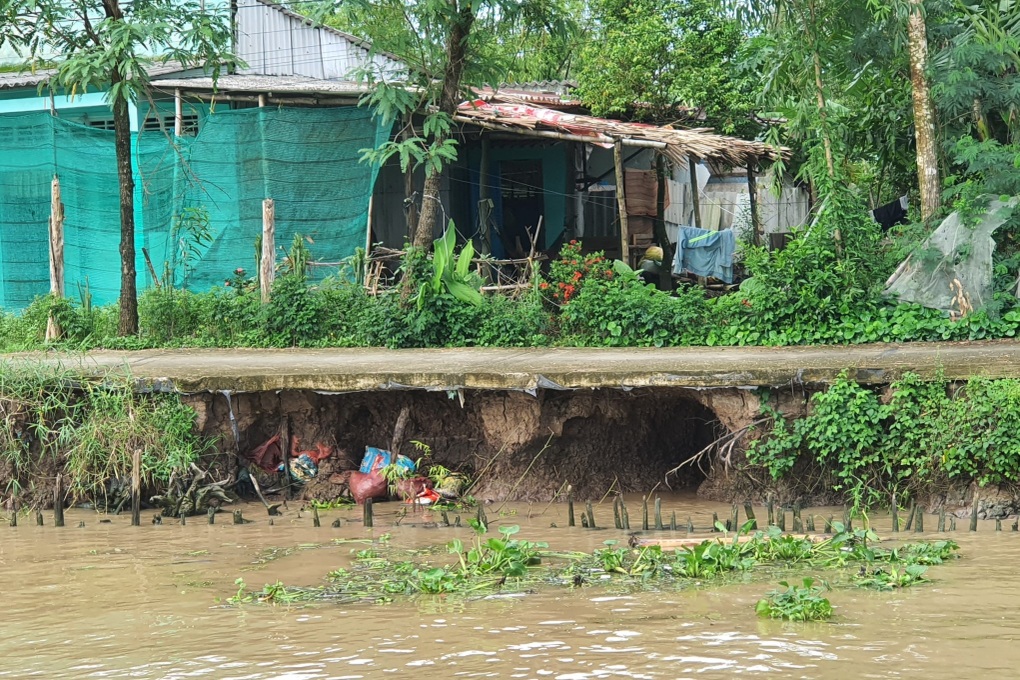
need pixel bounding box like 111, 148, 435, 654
185, 387, 780, 502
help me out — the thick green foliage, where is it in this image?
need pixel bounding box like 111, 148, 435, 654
0, 364, 212, 504
5, 228, 1020, 351
748, 373, 1020, 498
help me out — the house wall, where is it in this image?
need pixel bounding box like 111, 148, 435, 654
234, 0, 402, 79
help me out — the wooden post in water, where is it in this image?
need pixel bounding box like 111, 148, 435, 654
233, 510, 244, 525
996, 518, 1002, 532
806, 515, 815, 532
1012, 518, 1018, 532
586, 501, 596, 529
477, 505, 489, 530
686, 517, 694, 534
744, 502, 757, 530
363, 498, 373, 528
825, 515, 834, 534
613, 141, 631, 266
36, 510, 43, 526
891, 494, 899, 533
179, 513, 186, 526
260, 198, 275, 303
613, 498, 622, 530
581, 513, 589, 528
842, 505, 852, 531
46, 175, 65, 341
208, 507, 216, 524
54, 474, 65, 527
441, 509, 450, 527
642, 496, 649, 531
712, 512, 720, 531
970, 500, 979, 532
904, 501, 916, 531
621, 501, 630, 530
777, 509, 786, 532
937, 508, 946, 532
567, 486, 575, 527
766, 497, 775, 527
131, 448, 142, 527
670, 511, 677, 531
730, 504, 740, 532
9, 505, 16, 527
312, 507, 321, 528
792, 504, 802, 533
654, 497, 663, 530
914, 506, 924, 532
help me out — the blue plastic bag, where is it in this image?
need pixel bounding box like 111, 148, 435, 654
359, 447, 415, 474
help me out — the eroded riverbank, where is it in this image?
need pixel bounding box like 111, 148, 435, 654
2, 496, 1019, 679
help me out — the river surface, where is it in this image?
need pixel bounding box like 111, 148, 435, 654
1, 494, 1017, 679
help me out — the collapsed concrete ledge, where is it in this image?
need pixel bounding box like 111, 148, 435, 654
7, 340, 1020, 393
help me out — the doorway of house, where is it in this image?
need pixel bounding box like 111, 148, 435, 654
499, 159, 543, 258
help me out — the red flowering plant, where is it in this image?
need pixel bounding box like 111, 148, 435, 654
542, 240, 613, 305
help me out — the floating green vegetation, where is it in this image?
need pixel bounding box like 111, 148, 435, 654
757, 579, 833, 622
229, 523, 960, 615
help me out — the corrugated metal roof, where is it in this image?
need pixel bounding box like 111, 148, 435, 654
236, 0, 403, 80
153, 74, 371, 96
0, 61, 192, 91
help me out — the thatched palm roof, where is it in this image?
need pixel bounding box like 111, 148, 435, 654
455, 98, 786, 166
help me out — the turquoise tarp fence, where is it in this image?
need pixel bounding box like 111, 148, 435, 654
0, 106, 388, 309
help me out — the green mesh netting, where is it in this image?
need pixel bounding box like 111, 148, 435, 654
0, 106, 388, 309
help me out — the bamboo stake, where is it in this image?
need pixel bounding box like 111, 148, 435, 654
8, 507, 15, 527
996, 518, 1002, 532
642, 496, 649, 531
567, 486, 575, 527
260, 198, 275, 303
766, 497, 775, 527
208, 507, 216, 524
891, 493, 899, 533
914, 506, 924, 533
53, 474, 64, 527
622, 502, 631, 530
46, 175, 64, 341
904, 501, 916, 531
806, 515, 815, 532
233, 510, 244, 525
937, 508, 946, 532
777, 509, 786, 532
670, 511, 677, 531
730, 504, 740, 533
712, 512, 720, 531
970, 501, 979, 532
743, 502, 757, 530
613, 140, 631, 265
313, 507, 321, 528
36, 510, 43, 526
792, 504, 802, 533
586, 501, 596, 529
131, 448, 141, 527
613, 498, 622, 530
686, 517, 694, 534
654, 497, 663, 530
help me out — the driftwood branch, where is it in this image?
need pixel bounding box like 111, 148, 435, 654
664, 418, 770, 488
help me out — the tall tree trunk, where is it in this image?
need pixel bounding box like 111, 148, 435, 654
112, 87, 138, 336
103, 0, 138, 335
907, 0, 940, 222
806, 0, 835, 177
412, 4, 475, 247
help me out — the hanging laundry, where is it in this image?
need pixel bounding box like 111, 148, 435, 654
871, 195, 909, 231
672, 226, 736, 283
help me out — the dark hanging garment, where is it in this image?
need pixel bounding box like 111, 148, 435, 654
871, 195, 909, 231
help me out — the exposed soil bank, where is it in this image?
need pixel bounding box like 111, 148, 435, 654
186, 387, 769, 501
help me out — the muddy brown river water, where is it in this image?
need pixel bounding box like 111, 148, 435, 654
1, 494, 1018, 679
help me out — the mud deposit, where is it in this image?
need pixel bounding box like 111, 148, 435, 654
188, 388, 767, 501
2, 497, 1019, 679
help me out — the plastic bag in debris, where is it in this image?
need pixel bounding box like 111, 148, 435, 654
359, 447, 415, 475
278, 453, 319, 485
885, 199, 1018, 313
349, 470, 387, 505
